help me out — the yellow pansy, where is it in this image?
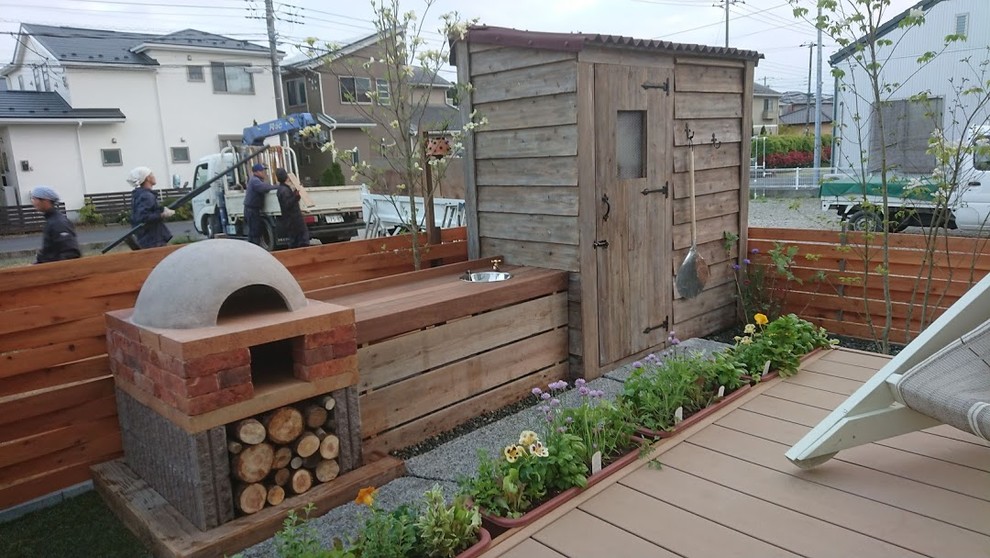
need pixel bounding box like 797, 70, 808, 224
754, 313, 769, 325
518, 430, 539, 447
744, 324, 756, 334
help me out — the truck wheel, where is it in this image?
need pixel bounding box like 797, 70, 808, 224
847, 210, 884, 232
259, 219, 277, 252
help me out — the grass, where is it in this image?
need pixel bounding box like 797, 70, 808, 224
0, 491, 149, 557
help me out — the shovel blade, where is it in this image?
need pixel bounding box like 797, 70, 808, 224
675, 249, 709, 299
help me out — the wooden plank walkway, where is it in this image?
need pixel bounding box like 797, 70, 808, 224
484, 348, 990, 558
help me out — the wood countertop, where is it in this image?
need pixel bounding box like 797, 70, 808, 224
309, 258, 569, 345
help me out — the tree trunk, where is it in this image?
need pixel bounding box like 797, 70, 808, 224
233, 418, 267, 445
295, 431, 321, 458
303, 405, 329, 429
273, 467, 291, 487
290, 469, 313, 494
235, 483, 267, 514
272, 446, 293, 469
315, 459, 340, 483
319, 434, 340, 460
264, 407, 304, 444
231, 443, 274, 483
266, 485, 286, 506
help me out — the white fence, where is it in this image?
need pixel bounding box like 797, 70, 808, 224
750, 167, 837, 190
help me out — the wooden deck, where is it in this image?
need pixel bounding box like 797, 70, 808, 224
485, 348, 990, 558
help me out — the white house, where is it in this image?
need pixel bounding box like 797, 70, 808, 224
830, 0, 990, 175
0, 24, 280, 212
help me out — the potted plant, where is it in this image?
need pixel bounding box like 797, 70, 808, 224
266, 485, 489, 558
618, 341, 751, 438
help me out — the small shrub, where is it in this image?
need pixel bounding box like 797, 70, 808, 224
321, 163, 346, 186
77, 201, 104, 225
728, 313, 838, 378
162, 198, 192, 221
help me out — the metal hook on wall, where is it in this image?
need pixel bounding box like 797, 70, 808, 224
684, 123, 695, 145
710, 133, 722, 150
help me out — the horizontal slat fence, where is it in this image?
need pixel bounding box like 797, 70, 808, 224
1, 203, 66, 235
749, 227, 990, 344
83, 189, 187, 222
0, 228, 467, 510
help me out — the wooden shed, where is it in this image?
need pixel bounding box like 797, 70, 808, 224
452, 26, 762, 379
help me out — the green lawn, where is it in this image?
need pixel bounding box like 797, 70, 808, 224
0, 491, 150, 558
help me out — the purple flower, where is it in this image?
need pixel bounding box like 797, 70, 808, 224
632, 361, 642, 369
751, 248, 760, 254
541, 392, 551, 400
557, 426, 568, 433
579, 386, 590, 396
548, 380, 568, 391
645, 353, 659, 363
732, 264, 740, 270
531, 387, 543, 397
593, 390, 606, 398
670, 336, 681, 346
575, 378, 586, 387
550, 398, 561, 408
539, 405, 550, 414
564, 416, 574, 424
743, 258, 751, 265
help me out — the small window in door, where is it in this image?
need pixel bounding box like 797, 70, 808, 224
616, 110, 646, 179
101, 148, 123, 166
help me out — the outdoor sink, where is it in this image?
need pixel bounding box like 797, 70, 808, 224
461, 270, 513, 283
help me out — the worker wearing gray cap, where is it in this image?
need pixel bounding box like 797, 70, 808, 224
29, 186, 81, 263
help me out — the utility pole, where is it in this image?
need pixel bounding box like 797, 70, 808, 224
718, 0, 745, 48
801, 41, 816, 135
812, 4, 824, 187
265, 0, 285, 119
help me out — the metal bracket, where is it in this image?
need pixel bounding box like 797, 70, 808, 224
711, 133, 722, 150
643, 316, 669, 335
641, 77, 670, 95
602, 193, 611, 221
641, 182, 669, 197
593, 239, 610, 249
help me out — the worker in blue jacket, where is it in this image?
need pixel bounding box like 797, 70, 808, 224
29, 185, 81, 264
128, 166, 174, 248
244, 162, 277, 246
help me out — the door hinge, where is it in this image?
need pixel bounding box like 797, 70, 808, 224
643, 316, 669, 335
593, 239, 610, 249
641, 181, 669, 198
641, 77, 670, 96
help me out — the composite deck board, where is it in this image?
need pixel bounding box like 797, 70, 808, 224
740, 397, 990, 501
532, 509, 678, 558
486, 348, 990, 558
580, 484, 800, 557
498, 539, 567, 558
698, 419, 990, 536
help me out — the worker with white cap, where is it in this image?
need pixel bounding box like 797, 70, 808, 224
29, 185, 81, 263
128, 166, 174, 248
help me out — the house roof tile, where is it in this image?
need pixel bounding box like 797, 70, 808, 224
0, 90, 125, 120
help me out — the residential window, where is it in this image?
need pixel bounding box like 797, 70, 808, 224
351, 148, 360, 165
974, 135, 990, 172
445, 88, 458, 107
211, 62, 254, 94
285, 78, 307, 106
955, 13, 969, 37
17, 75, 24, 90
339, 76, 373, 104
376, 79, 390, 106
171, 147, 190, 164
101, 148, 123, 167
868, 97, 944, 174
42, 69, 50, 92
187, 65, 204, 82
32, 67, 41, 91
763, 98, 770, 111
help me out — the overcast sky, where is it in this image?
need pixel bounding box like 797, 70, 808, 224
1, 0, 923, 94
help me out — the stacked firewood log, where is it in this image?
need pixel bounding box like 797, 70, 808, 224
229, 395, 341, 514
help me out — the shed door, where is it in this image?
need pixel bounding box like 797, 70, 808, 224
594, 63, 672, 366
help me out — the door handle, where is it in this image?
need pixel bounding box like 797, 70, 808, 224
968, 181, 981, 186
601, 193, 611, 221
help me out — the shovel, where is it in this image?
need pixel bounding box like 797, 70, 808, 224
675, 146, 709, 299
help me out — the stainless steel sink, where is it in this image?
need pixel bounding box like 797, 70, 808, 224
460, 270, 513, 283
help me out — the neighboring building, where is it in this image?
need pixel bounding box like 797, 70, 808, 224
779, 101, 834, 135
0, 24, 280, 211
753, 83, 781, 134
281, 31, 461, 192
830, 0, 989, 174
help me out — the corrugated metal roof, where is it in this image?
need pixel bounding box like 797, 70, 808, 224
460, 25, 762, 62
0, 90, 125, 120
22, 23, 271, 67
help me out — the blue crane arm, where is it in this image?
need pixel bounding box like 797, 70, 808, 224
242, 113, 318, 145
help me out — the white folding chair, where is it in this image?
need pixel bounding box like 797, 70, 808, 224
786, 272, 990, 468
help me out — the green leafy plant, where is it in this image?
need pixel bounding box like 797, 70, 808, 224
355, 503, 420, 558
77, 201, 104, 225
321, 162, 346, 186
732, 243, 803, 321
728, 313, 838, 378
555, 379, 637, 468
273, 504, 328, 558
416, 486, 481, 558
162, 197, 192, 221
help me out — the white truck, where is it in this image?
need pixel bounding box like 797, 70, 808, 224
190, 114, 364, 250
821, 127, 990, 232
